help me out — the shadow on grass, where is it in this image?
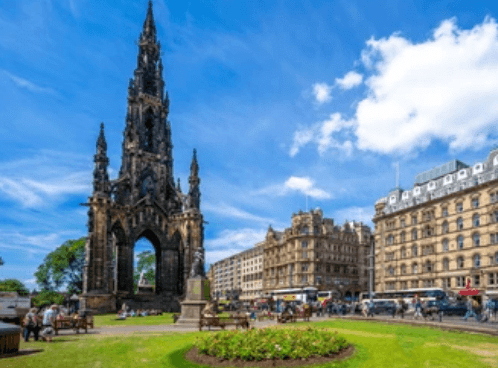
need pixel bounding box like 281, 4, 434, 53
0, 349, 43, 359
167, 344, 206, 368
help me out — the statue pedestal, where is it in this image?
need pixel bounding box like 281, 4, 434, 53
176, 277, 209, 325
137, 284, 154, 294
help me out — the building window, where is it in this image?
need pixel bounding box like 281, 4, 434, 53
457, 217, 464, 230
474, 275, 480, 287
412, 245, 418, 257
412, 216, 418, 225
442, 221, 449, 234
457, 256, 464, 269
387, 235, 394, 245
401, 264, 406, 274
443, 258, 449, 271
443, 278, 451, 288
457, 203, 463, 212
401, 247, 406, 258
472, 198, 479, 208
474, 254, 481, 267
301, 241, 308, 248
401, 219, 406, 227
301, 275, 308, 283
442, 207, 448, 217
400, 281, 408, 289
473, 214, 480, 227
457, 235, 464, 249
314, 226, 319, 235
411, 280, 419, 288
424, 260, 432, 273
443, 239, 449, 252
412, 229, 418, 240
456, 276, 465, 287
473, 233, 480, 247
400, 232, 405, 243
412, 263, 418, 274
489, 273, 495, 285
491, 233, 498, 244
388, 266, 394, 276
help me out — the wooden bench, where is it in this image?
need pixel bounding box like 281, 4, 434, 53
257, 312, 275, 321
277, 308, 312, 323
199, 315, 250, 331
53, 317, 88, 335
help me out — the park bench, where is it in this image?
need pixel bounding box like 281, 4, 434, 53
53, 317, 88, 335
257, 311, 275, 321
199, 314, 250, 331
277, 308, 312, 323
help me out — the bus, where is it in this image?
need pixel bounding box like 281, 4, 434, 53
271, 287, 318, 304
317, 290, 340, 305
360, 288, 447, 310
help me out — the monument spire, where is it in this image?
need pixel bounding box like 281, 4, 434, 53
187, 149, 201, 210
93, 122, 109, 194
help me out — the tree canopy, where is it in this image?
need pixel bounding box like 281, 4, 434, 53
134, 250, 155, 292
32, 290, 65, 307
34, 237, 86, 294
0, 279, 29, 296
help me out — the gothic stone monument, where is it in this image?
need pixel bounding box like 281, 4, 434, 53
176, 246, 210, 325
80, 1, 204, 314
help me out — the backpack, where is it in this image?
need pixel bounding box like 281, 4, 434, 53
26, 313, 36, 328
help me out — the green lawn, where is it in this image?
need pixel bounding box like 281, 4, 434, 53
5, 319, 498, 368
93, 312, 233, 327
93, 313, 176, 327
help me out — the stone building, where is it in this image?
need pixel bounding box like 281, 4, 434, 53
263, 209, 372, 300
240, 242, 264, 301
209, 254, 242, 301
80, 2, 204, 313
373, 148, 498, 302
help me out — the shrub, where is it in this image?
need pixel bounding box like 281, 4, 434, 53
195, 326, 349, 361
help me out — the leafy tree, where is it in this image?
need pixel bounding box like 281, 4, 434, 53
134, 250, 155, 292
34, 237, 86, 293
0, 256, 4, 267
32, 290, 65, 308
0, 279, 29, 296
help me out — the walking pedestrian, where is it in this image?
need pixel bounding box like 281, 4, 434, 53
41, 304, 58, 342
23, 308, 40, 342
413, 296, 422, 320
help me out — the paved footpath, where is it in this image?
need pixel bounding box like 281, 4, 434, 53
53, 314, 498, 337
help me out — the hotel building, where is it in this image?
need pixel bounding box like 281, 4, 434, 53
373, 148, 498, 302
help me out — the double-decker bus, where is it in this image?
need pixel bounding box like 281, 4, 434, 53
271, 287, 318, 304
317, 290, 340, 305
360, 288, 447, 310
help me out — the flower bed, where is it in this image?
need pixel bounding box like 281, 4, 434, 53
194, 326, 350, 361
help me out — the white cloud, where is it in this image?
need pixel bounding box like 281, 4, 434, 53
312, 82, 333, 104
295, 17, 498, 156
254, 176, 332, 200
290, 113, 355, 156
0, 151, 92, 208
205, 228, 268, 265
2, 70, 56, 95
203, 202, 277, 225
289, 128, 314, 157
0, 230, 82, 254
206, 228, 267, 250
335, 71, 363, 89
332, 206, 375, 228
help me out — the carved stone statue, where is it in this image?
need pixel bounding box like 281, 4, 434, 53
190, 247, 204, 278
201, 301, 216, 317
138, 271, 149, 286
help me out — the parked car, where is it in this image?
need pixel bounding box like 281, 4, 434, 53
372, 301, 396, 315
425, 300, 467, 316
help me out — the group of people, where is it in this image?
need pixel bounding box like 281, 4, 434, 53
116, 308, 162, 320
23, 304, 80, 343
462, 297, 496, 322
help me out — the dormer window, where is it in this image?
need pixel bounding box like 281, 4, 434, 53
473, 163, 483, 175
444, 175, 453, 185
428, 181, 436, 191
457, 169, 468, 180
413, 187, 421, 196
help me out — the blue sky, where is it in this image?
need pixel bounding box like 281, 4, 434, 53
2, 0, 498, 291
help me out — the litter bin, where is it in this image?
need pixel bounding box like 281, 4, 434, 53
0, 322, 22, 356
